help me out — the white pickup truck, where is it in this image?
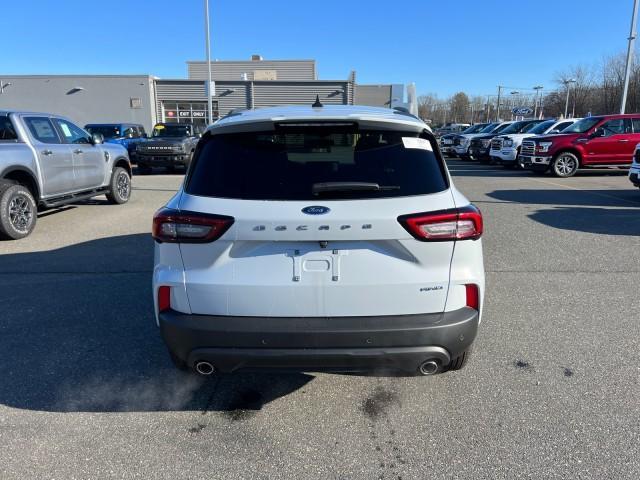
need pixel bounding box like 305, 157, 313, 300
0, 111, 132, 239
490, 118, 580, 168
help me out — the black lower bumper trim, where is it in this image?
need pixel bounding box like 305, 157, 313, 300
159, 308, 479, 373
137, 154, 189, 167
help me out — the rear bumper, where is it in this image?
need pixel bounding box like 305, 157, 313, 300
159, 307, 479, 373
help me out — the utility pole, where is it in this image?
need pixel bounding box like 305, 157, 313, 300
485, 95, 491, 122
563, 79, 576, 118
621, 0, 639, 113
496, 86, 503, 122
533, 85, 543, 119
204, 0, 214, 124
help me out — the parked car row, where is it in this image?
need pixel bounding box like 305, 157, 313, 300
85, 122, 203, 173
442, 114, 640, 178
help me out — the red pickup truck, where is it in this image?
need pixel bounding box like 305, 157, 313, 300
521, 114, 640, 177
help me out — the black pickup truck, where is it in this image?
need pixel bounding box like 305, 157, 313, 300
135, 123, 201, 174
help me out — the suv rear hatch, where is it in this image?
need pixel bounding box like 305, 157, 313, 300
176, 123, 458, 317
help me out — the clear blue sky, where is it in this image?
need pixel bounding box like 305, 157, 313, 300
0, 0, 634, 97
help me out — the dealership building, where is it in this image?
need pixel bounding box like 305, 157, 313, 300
0, 56, 407, 132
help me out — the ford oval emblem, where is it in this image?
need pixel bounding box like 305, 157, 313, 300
302, 206, 331, 215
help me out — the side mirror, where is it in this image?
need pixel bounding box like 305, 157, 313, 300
91, 133, 104, 145
126, 132, 134, 139
550, 129, 560, 134
141, 133, 148, 139
591, 127, 605, 138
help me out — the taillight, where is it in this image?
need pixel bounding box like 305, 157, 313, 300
465, 284, 479, 310
158, 286, 171, 312
152, 208, 234, 243
398, 205, 483, 241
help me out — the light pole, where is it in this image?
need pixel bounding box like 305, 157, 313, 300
533, 85, 543, 119
496, 85, 503, 122
510, 91, 520, 119
622, 0, 639, 113
204, 0, 214, 125
563, 79, 576, 118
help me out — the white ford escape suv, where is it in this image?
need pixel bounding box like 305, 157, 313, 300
152, 104, 485, 376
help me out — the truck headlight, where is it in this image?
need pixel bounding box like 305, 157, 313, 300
503, 138, 513, 148
537, 142, 553, 153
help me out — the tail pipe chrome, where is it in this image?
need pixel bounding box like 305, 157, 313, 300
419, 359, 440, 376
195, 361, 215, 375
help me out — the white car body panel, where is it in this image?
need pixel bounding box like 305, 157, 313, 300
153, 105, 484, 324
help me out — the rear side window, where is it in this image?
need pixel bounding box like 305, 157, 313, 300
186, 127, 447, 200
600, 119, 625, 137
554, 121, 574, 132
0, 116, 18, 141
24, 117, 60, 144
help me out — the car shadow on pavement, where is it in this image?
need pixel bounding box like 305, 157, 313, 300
527, 207, 640, 236
0, 233, 313, 412
487, 189, 640, 208
487, 189, 640, 235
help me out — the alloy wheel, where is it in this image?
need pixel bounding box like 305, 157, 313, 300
9, 194, 33, 233
116, 172, 131, 200
555, 155, 577, 176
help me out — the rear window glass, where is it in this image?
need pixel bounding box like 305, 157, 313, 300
186, 127, 448, 200
0, 116, 18, 141
86, 125, 121, 139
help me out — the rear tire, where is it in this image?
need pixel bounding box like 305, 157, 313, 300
105, 167, 131, 204
447, 349, 471, 371
0, 182, 37, 240
551, 152, 579, 177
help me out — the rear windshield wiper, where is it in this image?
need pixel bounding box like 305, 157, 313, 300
312, 182, 400, 195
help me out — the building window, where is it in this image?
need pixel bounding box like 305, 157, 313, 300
162, 101, 218, 126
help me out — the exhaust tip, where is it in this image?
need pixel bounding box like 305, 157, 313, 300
419, 360, 440, 376
195, 361, 215, 375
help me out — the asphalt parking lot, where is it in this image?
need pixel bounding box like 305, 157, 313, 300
1, 161, 639, 480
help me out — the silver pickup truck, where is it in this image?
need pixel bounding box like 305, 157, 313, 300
0, 111, 132, 239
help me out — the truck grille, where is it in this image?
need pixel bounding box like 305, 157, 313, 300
470, 139, 484, 149
521, 140, 536, 157
490, 138, 502, 151
453, 137, 462, 146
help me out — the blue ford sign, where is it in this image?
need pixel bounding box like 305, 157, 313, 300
302, 206, 331, 215
512, 107, 534, 116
